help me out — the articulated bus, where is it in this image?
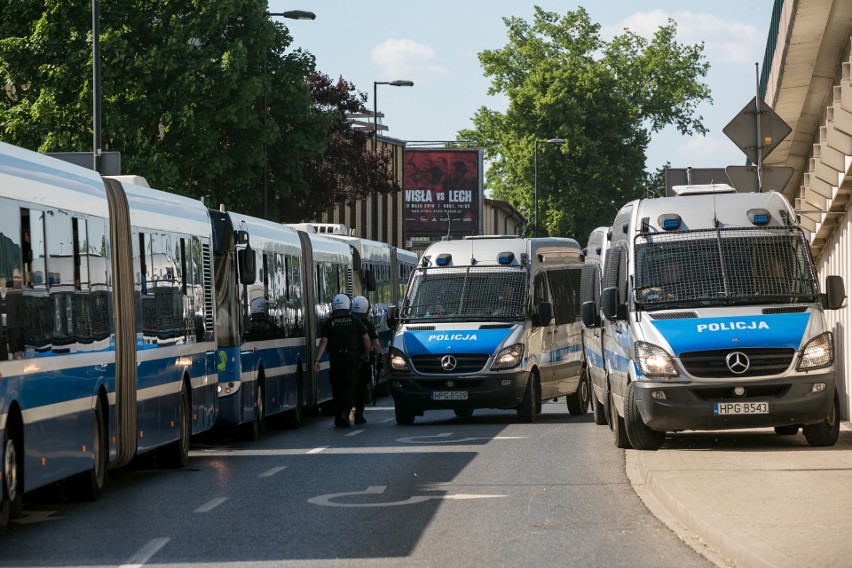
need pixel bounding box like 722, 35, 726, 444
210, 213, 357, 437
0, 142, 216, 533
291, 223, 418, 392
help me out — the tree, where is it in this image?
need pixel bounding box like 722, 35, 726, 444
276, 72, 401, 223
458, 7, 711, 241
0, 1, 393, 222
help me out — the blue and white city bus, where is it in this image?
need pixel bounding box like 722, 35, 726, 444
0, 142, 216, 533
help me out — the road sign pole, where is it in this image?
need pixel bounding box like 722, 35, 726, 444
755, 63, 763, 192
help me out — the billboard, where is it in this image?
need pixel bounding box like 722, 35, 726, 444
403, 148, 482, 240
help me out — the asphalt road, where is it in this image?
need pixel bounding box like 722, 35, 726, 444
1, 398, 710, 567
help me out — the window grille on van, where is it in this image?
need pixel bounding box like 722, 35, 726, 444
634, 227, 818, 309
401, 266, 528, 322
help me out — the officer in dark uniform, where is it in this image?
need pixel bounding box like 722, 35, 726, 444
351, 296, 382, 424
313, 294, 371, 427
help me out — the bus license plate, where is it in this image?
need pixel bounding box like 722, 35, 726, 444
714, 401, 769, 415
432, 391, 468, 401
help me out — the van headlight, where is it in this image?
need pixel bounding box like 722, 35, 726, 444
635, 341, 679, 378
797, 332, 833, 371
388, 347, 410, 372
491, 343, 524, 370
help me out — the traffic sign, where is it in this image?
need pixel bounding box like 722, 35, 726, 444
723, 97, 791, 164
725, 165, 794, 194
664, 168, 728, 196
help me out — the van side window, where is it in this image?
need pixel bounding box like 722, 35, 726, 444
549, 268, 582, 324
533, 272, 548, 306
580, 264, 600, 309
603, 247, 622, 294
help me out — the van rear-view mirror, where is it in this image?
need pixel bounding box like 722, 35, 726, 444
581, 300, 600, 328
825, 275, 846, 310
535, 302, 553, 326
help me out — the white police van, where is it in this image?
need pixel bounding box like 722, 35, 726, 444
386, 236, 589, 424
580, 227, 610, 426
591, 184, 846, 450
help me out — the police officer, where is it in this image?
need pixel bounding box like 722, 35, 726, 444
351, 296, 382, 424
313, 294, 371, 428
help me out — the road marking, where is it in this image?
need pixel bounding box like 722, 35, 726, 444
345, 429, 365, 437
259, 466, 288, 477
382, 418, 396, 423
308, 485, 507, 508
195, 497, 228, 513
396, 432, 527, 444
120, 537, 169, 568
307, 447, 327, 454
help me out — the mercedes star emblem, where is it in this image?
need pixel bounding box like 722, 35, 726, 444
441, 355, 457, 371
725, 351, 750, 375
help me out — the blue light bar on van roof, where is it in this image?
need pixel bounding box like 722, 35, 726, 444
498, 251, 515, 264
435, 253, 452, 266
658, 214, 682, 231
748, 208, 771, 225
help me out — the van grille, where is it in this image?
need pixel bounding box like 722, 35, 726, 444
679, 348, 795, 378
411, 354, 489, 374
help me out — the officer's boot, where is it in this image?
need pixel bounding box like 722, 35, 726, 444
354, 405, 366, 424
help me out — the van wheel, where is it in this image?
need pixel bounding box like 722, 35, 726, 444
608, 387, 631, 449
624, 383, 665, 450
70, 400, 108, 499
395, 405, 415, 425
517, 373, 537, 423
803, 390, 840, 447
453, 408, 474, 418
566, 370, 590, 416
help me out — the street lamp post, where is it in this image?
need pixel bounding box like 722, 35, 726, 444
371, 80, 413, 241
263, 10, 316, 219
533, 138, 565, 237
92, 0, 101, 172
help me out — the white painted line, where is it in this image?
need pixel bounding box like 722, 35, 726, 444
307, 447, 327, 454
195, 497, 228, 513
120, 537, 169, 568
259, 466, 288, 477
345, 429, 365, 437
382, 418, 396, 423
308, 485, 508, 508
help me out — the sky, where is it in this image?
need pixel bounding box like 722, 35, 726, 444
269, 0, 775, 173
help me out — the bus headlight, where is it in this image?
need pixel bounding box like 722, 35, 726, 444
797, 332, 833, 371
491, 343, 524, 370
389, 348, 410, 372
635, 341, 679, 378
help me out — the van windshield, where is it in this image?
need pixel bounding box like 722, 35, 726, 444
634, 227, 819, 309
402, 266, 528, 322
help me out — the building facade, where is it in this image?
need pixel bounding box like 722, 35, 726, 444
761, 0, 852, 418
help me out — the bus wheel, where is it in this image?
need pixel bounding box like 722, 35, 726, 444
0, 426, 22, 535
238, 384, 264, 442
566, 369, 590, 416
395, 405, 415, 425
453, 408, 474, 418
161, 384, 191, 467
70, 400, 108, 499
804, 390, 840, 447
624, 383, 665, 451
608, 387, 632, 449
517, 373, 537, 423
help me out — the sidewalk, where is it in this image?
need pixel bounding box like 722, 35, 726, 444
626, 423, 852, 568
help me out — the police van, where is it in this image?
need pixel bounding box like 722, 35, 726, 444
590, 184, 846, 450
386, 236, 589, 424
580, 227, 610, 426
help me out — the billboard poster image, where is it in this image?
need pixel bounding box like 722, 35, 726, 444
403, 149, 481, 239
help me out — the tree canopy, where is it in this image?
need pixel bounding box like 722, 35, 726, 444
0, 0, 395, 221
458, 7, 711, 241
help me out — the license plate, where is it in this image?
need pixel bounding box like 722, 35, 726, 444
431, 391, 469, 401
714, 401, 769, 415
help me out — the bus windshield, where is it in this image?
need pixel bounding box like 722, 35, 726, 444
634, 227, 820, 309
402, 266, 528, 322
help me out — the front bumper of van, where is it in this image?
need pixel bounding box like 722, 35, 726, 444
631, 372, 836, 431
389, 371, 529, 411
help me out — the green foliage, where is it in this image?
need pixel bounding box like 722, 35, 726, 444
458, 6, 711, 241
0, 0, 389, 222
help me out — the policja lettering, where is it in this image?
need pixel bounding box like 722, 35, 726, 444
696, 321, 769, 333
313, 294, 371, 428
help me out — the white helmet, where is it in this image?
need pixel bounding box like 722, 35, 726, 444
352, 296, 370, 317
332, 293, 351, 313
